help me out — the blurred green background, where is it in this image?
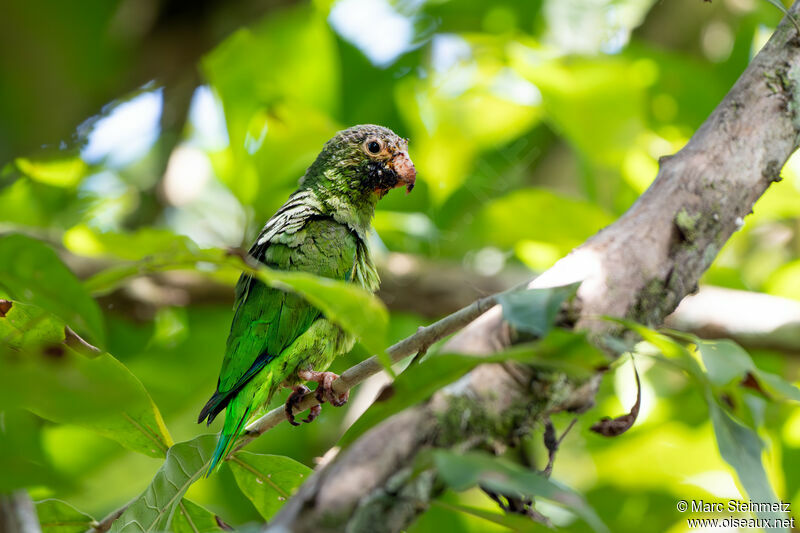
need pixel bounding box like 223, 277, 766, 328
1, 0, 800, 531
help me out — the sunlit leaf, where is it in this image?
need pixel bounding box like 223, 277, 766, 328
35, 499, 97, 533
111, 435, 217, 533
0, 234, 104, 344
0, 300, 172, 458
395, 32, 543, 203
203, 4, 339, 209
63, 225, 198, 261
15, 157, 87, 188
433, 450, 608, 533
694, 338, 755, 386
228, 452, 311, 520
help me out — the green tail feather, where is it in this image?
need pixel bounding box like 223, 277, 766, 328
206, 403, 250, 477
205, 369, 275, 476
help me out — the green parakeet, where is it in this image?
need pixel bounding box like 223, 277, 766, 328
198, 124, 416, 475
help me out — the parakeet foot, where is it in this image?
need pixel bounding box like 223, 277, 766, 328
297, 369, 350, 407
285, 384, 311, 426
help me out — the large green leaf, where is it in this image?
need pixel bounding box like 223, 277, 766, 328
228, 452, 311, 520
263, 269, 389, 359
0, 300, 172, 457
111, 435, 217, 533
0, 234, 104, 344
35, 499, 96, 533
339, 330, 606, 448
433, 450, 608, 533
171, 499, 225, 533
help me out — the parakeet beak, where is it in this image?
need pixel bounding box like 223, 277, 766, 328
390, 151, 416, 193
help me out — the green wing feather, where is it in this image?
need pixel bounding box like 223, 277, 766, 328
199, 191, 359, 474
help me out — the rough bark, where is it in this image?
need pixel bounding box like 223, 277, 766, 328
265, 5, 800, 533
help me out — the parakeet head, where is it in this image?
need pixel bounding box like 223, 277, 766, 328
302, 124, 416, 199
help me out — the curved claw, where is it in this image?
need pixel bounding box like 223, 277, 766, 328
302, 404, 322, 424
285, 384, 311, 426
298, 369, 350, 408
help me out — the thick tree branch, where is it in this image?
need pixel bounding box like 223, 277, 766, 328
266, 6, 800, 532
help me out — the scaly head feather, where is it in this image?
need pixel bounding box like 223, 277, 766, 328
299, 124, 416, 234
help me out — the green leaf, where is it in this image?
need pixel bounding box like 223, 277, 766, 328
256, 268, 390, 366
228, 452, 312, 520
754, 371, 800, 402
763, 0, 790, 15
111, 435, 217, 533
609, 319, 707, 381
0, 234, 104, 344
433, 450, 608, 533
35, 499, 97, 533
63, 225, 198, 261
0, 300, 173, 458
680, 334, 800, 402
171, 499, 225, 533
15, 157, 87, 188
497, 283, 580, 337
694, 338, 755, 386
706, 394, 787, 525
339, 330, 605, 448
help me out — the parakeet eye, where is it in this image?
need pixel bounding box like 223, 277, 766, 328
365, 139, 383, 155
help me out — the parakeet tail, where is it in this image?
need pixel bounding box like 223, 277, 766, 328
206, 399, 251, 477
205, 370, 276, 476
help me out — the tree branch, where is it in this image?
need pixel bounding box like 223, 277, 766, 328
266, 5, 800, 532
0, 491, 40, 533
